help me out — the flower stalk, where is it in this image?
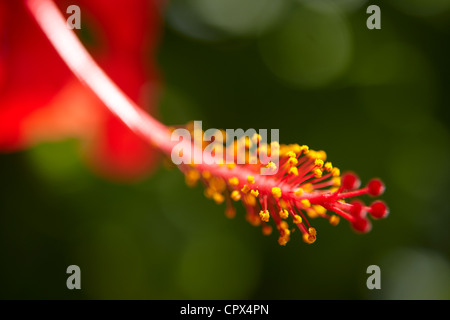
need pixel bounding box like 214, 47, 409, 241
25, 0, 389, 245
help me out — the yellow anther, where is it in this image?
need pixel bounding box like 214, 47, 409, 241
225, 207, 236, 219
300, 199, 311, 208
287, 157, 298, 166
204, 187, 214, 199
279, 209, 289, 219
279, 221, 289, 230
313, 168, 323, 178
241, 184, 251, 194
331, 167, 340, 177
283, 228, 291, 237
244, 194, 257, 206
294, 188, 304, 196
306, 208, 319, 218
303, 232, 316, 244
312, 205, 327, 215
307, 150, 317, 159
329, 215, 340, 226
213, 192, 225, 204
302, 183, 314, 192
259, 210, 270, 222
300, 145, 309, 154
250, 189, 259, 197
308, 227, 317, 236
231, 190, 241, 201
266, 162, 277, 170
278, 236, 289, 246
226, 163, 236, 170
272, 187, 282, 199
201, 170, 211, 180
247, 175, 255, 185
286, 151, 296, 158
324, 162, 333, 172
332, 177, 341, 187
293, 214, 303, 224
262, 225, 273, 236
228, 177, 239, 186
314, 159, 324, 168
288, 166, 298, 176
317, 150, 327, 160
185, 169, 200, 187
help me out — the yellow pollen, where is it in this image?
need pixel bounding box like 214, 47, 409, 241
201, 170, 211, 179
250, 189, 259, 197
307, 150, 317, 159
228, 177, 239, 186
313, 168, 323, 178
247, 175, 255, 185
332, 177, 341, 187
288, 167, 298, 176
204, 188, 214, 199
329, 215, 340, 226
314, 159, 324, 168
331, 167, 340, 177
312, 205, 327, 215
300, 145, 309, 154
301, 199, 311, 208
293, 215, 302, 224
324, 162, 333, 172
226, 163, 236, 170
213, 192, 225, 204
303, 232, 316, 244
185, 169, 200, 187
286, 151, 296, 158
317, 150, 327, 161
279, 221, 289, 231
302, 183, 314, 192
306, 208, 319, 218
279, 209, 289, 219
259, 210, 270, 222
266, 162, 277, 170
241, 184, 251, 194
244, 194, 257, 206
278, 236, 289, 246
272, 187, 282, 199
294, 188, 304, 196
287, 157, 298, 166
231, 190, 241, 201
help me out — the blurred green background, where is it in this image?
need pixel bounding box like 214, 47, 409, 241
1, 0, 450, 299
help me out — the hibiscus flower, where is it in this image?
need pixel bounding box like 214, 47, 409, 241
0, 0, 163, 180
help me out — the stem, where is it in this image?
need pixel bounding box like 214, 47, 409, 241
25, 0, 173, 154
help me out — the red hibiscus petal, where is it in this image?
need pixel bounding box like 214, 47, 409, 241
0, 0, 163, 180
